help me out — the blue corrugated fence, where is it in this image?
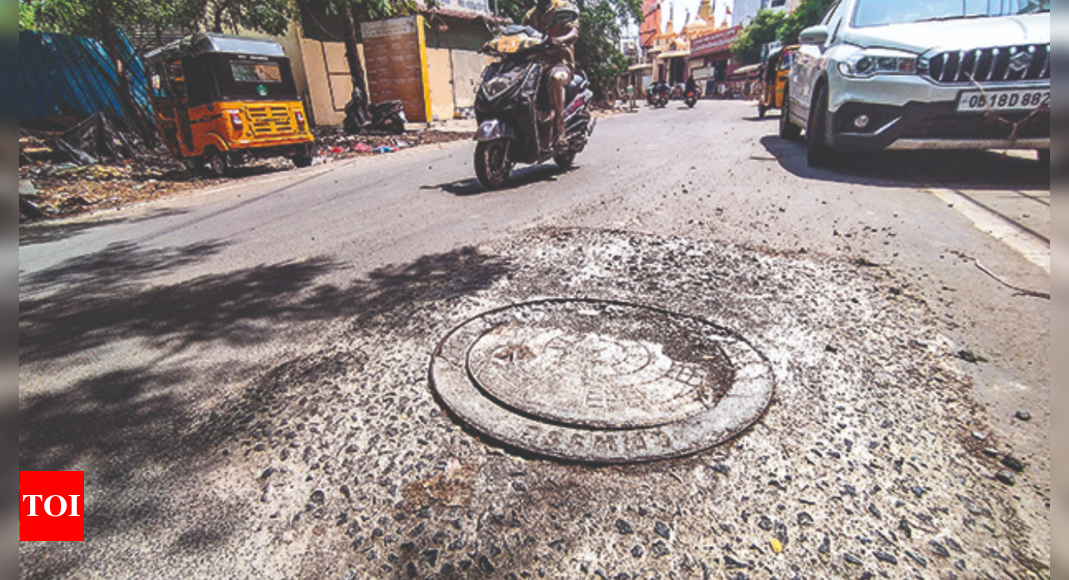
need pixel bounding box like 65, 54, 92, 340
20, 29, 153, 129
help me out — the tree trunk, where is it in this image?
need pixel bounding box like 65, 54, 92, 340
343, 9, 370, 127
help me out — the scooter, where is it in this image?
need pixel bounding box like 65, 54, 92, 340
473, 26, 595, 190
684, 90, 698, 108
649, 83, 670, 108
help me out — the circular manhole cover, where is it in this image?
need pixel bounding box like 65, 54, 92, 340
431, 300, 775, 463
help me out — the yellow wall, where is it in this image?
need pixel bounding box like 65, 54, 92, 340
299, 39, 366, 126
426, 48, 455, 122
450, 50, 490, 115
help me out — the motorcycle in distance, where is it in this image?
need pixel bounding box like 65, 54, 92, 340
684, 89, 698, 108
473, 26, 595, 190
650, 82, 670, 108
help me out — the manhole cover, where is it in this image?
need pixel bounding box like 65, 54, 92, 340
431, 300, 775, 463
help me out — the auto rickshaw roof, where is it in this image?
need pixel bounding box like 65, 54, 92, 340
144, 33, 287, 65
766, 44, 800, 63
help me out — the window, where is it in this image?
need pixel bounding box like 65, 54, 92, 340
230, 61, 283, 83
854, 0, 1049, 27
820, 0, 843, 25
778, 52, 793, 71
165, 61, 187, 99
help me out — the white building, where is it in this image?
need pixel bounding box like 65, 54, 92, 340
731, 0, 797, 25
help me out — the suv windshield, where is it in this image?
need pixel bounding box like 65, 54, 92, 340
854, 0, 1049, 28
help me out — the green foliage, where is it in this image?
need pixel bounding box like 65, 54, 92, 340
777, 0, 834, 45
201, 0, 296, 36
330, 0, 422, 22
19, 1, 36, 30
573, 0, 621, 100
730, 9, 786, 65
489, 0, 641, 100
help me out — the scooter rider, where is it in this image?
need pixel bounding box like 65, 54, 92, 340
523, 0, 579, 152
685, 75, 698, 98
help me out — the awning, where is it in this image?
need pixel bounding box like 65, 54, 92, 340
657, 50, 691, 59
628, 63, 654, 71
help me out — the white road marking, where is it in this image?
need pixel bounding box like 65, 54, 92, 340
928, 187, 1050, 274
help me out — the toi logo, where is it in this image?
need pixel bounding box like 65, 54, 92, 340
20, 471, 85, 542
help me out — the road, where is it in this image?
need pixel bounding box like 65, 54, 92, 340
18, 100, 1050, 579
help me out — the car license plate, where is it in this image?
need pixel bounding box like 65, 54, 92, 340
497, 37, 520, 54
957, 89, 1049, 113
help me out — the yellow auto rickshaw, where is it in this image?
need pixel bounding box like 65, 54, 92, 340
144, 33, 314, 176
758, 45, 799, 118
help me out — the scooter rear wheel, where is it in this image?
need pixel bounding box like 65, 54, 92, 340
475, 140, 512, 190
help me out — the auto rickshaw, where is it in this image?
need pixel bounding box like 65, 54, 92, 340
144, 33, 315, 176
757, 45, 799, 118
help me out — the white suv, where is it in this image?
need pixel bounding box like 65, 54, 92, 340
780, 0, 1050, 168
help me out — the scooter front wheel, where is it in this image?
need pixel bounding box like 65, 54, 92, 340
553, 151, 577, 170
475, 140, 512, 190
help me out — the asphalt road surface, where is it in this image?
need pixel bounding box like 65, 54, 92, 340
18, 100, 1050, 580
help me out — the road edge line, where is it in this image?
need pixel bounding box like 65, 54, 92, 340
927, 186, 1050, 274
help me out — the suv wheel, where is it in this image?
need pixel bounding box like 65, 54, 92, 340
806, 84, 835, 168
779, 86, 801, 141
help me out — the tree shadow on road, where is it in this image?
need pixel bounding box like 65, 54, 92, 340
19, 241, 513, 548
760, 135, 1050, 190
18, 207, 195, 248
21, 239, 512, 365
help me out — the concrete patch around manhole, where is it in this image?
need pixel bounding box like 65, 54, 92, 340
430, 299, 775, 462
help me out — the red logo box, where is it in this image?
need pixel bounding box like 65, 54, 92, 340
20, 471, 85, 542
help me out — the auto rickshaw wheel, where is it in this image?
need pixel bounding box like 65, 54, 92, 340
293, 144, 315, 168
203, 149, 229, 177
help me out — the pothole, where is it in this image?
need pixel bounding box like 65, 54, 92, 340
431, 299, 775, 462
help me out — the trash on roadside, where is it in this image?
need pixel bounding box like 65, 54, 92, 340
373, 146, 395, 154
46, 163, 84, 177
53, 112, 147, 166
353, 143, 373, 153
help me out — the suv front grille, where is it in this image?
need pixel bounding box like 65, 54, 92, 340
924, 44, 1049, 84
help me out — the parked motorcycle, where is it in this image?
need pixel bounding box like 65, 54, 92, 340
473, 26, 595, 190
344, 89, 408, 135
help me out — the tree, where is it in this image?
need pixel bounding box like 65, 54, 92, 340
573, 0, 639, 101
777, 0, 834, 45
730, 9, 786, 65
20, 1, 36, 29
200, 0, 296, 35
494, 0, 642, 102
26, 0, 296, 139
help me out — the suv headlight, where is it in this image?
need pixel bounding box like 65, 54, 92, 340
838, 48, 919, 79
